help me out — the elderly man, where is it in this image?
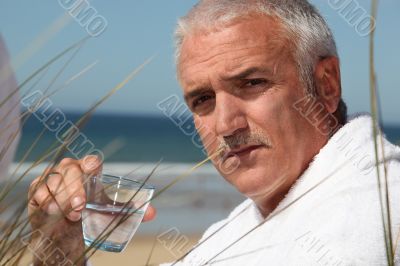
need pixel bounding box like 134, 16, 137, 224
28, 0, 400, 265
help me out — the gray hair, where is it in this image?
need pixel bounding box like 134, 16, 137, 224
175, 0, 347, 123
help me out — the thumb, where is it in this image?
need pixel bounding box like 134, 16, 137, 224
80, 155, 103, 176
143, 205, 156, 222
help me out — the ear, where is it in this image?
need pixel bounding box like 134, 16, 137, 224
314, 56, 342, 114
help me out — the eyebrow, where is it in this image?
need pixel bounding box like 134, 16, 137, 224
221, 66, 273, 81
184, 87, 211, 104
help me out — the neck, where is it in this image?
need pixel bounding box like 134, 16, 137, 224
253, 185, 293, 218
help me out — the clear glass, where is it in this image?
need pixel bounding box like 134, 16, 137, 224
82, 173, 154, 252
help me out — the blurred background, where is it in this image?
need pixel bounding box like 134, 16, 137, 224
0, 0, 399, 265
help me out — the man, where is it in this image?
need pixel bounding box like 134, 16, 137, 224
28, 0, 400, 265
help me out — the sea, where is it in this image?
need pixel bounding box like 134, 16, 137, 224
16, 112, 400, 163
5, 113, 400, 235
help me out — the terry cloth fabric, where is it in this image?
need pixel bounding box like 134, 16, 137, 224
0, 35, 20, 180
160, 115, 400, 266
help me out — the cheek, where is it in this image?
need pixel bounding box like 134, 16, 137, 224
194, 116, 220, 154
247, 91, 304, 148
246, 92, 287, 131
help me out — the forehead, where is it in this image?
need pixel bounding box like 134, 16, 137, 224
178, 16, 289, 86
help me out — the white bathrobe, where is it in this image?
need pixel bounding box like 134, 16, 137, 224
163, 115, 400, 266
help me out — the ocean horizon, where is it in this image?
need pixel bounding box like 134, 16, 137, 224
16, 112, 400, 163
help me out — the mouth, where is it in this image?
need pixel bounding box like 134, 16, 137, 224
224, 144, 265, 159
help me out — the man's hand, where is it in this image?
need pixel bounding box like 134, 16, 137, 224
28, 156, 156, 265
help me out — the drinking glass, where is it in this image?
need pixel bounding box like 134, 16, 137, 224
82, 173, 154, 252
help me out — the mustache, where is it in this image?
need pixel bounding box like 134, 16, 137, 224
217, 131, 272, 158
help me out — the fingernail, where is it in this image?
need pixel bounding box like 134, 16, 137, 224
84, 155, 100, 170
68, 211, 81, 222
71, 196, 85, 211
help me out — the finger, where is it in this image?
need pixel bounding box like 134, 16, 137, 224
62, 164, 86, 221
80, 155, 103, 176
57, 157, 79, 170
42, 169, 83, 222
30, 165, 62, 193
142, 205, 156, 222
45, 172, 71, 216
28, 176, 45, 201
29, 173, 66, 216
29, 178, 52, 212
55, 161, 87, 221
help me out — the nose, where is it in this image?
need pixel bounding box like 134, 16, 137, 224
214, 92, 248, 137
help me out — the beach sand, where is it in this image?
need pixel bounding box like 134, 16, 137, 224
89, 234, 201, 266
15, 234, 201, 266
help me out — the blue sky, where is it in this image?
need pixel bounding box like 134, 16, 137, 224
0, 0, 399, 124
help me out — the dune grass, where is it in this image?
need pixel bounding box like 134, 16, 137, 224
369, 0, 395, 264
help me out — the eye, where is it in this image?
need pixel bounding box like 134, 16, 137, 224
244, 78, 268, 87
191, 94, 214, 109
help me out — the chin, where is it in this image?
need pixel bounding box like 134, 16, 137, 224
222, 165, 289, 200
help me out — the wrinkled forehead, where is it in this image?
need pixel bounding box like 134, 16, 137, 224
177, 15, 291, 85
